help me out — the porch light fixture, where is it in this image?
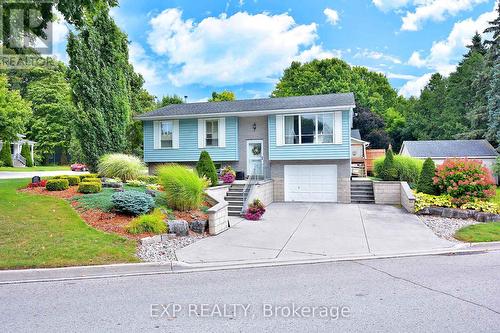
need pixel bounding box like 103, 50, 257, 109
252, 122, 257, 131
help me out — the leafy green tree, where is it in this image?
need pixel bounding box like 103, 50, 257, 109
273, 59, 399, 118
67, 3, 134, 170
158, 95, 184, 107
196, 151, 218, 186
0, 143, 13, 167
20, 143, 33, 167
1, 0, 118, 49
352, 106, 391, 149
0, 75, 31, 142
209, 90, 235, 102
379, 148, 398, 181
417, 158, 437, 194
24, 66, 75, 164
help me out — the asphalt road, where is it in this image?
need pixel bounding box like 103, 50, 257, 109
1, 252, 499, 332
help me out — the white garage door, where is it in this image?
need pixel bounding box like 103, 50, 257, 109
284, 165, 337, 202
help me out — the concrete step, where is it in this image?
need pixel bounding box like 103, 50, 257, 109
225, 195, 244, 201
227, 200, 244, 205
227, 189, 244, 195
228, 211, 242, 216
350, 191, 374, 196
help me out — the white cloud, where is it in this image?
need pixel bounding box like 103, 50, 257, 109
406, 4, 497, 75
323, 8, 340, 25
147, 9, 338, 86
129, 42, 164, 88
398, 73, 433, 97
373, 0, 489, 31
372, 0, 411, 11
386, 72, 418, 80
401, 0, 488, 31
354, 49, 402, 64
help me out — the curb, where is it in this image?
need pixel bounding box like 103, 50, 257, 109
1, 243, 499, 285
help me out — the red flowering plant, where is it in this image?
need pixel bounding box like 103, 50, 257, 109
220, 165, 236, 184
27, 179, 47, 188
244, 199, 266, 221
433, 158, 496, 205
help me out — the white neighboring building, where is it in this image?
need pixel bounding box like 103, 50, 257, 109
400, 140, 499, 182
0, 134, 36, 167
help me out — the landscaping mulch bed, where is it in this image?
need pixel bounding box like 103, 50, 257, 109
20, 186, 82, 200
418, 215, 480, 242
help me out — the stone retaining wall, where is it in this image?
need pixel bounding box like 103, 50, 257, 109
400, 182, 416, 213
204, 185, 231, 235
373, 181, 415, 213
246, 180, 274, 208
373, 181, 401, 205
417, 206, 500, 222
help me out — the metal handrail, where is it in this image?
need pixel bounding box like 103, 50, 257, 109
241, 167, 259, 214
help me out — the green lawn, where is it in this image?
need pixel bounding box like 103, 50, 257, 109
455, 222, 500, 242
0, 165, 70, 172
0, 178, 139, 269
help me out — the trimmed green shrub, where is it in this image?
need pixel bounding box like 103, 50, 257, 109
417, 158, 437, 194
97, 153, 144, 181
126, 179, 146, 187
0, 143, 13, 167
46, 179, 69, 191
78, 181, 102, 194
196, 151, 218, 186
58, 176, 80, 186
79, 173, 98, 181
158, 164, 206, 211
126, 209, 167, 234
111, 190, 154, 216
20, 143, 33, 167
137, 175, 159, 184
81, 177, 101, 183
377, 148, 398, 181
374, 154, 423, 184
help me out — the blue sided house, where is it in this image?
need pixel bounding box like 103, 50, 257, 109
137, 93, 357, 204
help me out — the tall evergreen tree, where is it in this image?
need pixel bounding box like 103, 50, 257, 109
484, 2, 500, 144
464, 32, 486, 58
67, 3, 134, 170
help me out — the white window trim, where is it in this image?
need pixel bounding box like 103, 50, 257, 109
282, 112, 337, 146
198, 117, 226, 148
154, 120, 179, 150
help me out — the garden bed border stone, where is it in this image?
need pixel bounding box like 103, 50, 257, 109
417, 206, 500, 222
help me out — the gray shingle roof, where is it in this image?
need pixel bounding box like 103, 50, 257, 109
351, 129, 362, 140
401, 140, 498, 157
137, 93, 355, 119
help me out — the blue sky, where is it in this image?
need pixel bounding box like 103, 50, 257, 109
53, 0, 499, 101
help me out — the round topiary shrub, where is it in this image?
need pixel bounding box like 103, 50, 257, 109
79, 173, 98, 181
46, 179, 69, 191
64, 176, 80, 186
78, 182, 102, 194
417, 158, 437, 194
434, 158, 496, 205
196, 151, 218, 186
111, 190, 154, 216
97, 154, 144, 181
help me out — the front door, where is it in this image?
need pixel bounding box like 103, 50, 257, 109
247, 140, 264, 177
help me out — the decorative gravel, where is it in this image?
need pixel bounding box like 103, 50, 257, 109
418, 215, 480, 242
137, 235, 205, 262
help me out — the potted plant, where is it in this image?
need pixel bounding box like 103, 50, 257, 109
244, 199, 266, 220
220, 165, 236, 184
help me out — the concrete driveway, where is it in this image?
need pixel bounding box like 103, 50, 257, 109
176, 203, 457, 264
